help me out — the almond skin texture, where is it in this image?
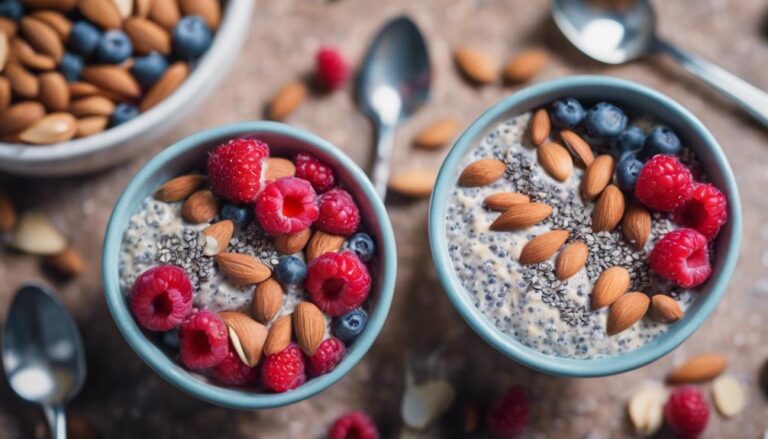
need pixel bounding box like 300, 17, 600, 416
483, 192, 530, 211
268, 80, 307, 121
215, 252, 271, 285
18, 112, 77, 144
414, 119, 460, 149
274, 228, 312, 255
293, 302, 325, 356
38, 72, 70, 112
503, 49, 548, 83
81, 66, 141, 98
149, 0, 181, 30
30, 11, 72, 40
69, 96, 115, 117
560, 130, 595, 166
607, 292, 650, 335
582, 155, 615, 200
123, 17, 171, 55
538, 142, 573, 181
265, 157, 296, 181
75, 115, 108, 138
202, 220, 234, 256
454, 47, 496, 84
263, 315, 291, 356
306, 230, 345, 262
0, 77, 11, 113
79, 0, 123, 29
667, 354, 727, 383
5, 63, 39, 98
388, 168, 437, 198
592, 184, 625, 232
181, 189, 218, 224
490, 203, 552, 231
623, 203, 652, 250
591, 266, 631, 309
458, 159, 506, 187
154, 174, 207, 202
20, 16, 63, 61
252, 278, 284, 324
140, 61, 188, 111
0, 101, 45, 136
555, 241, 589, 280
180, 0, 221, 29
651, 294, 683, 323
47, 247, 85, 277
529, 108, 550, 146
12, 37, 57, 70
219, 311, 267, 367
519, 230, 569, 264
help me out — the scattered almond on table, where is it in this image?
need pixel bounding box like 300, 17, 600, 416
388, 168, 438, 198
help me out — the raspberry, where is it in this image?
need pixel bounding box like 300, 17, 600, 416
306, 251, 371, 317
664, 386, 709, 438
211, 345, 259, 386
315, 46, 349, 91
294, 152, 336, 193
207, 137, 269, 204
329, 411, 379, 439
316, 188, 360, 236
650, 229, 712, 288
130, 265, 193, 332
178, 310, 229, 369
635, 154, 694, 212
261, 343, 306, 392
673, 183, 728, 241
254, 177, 319, 236
486, 387, 530, 439
307, 337, 346, 376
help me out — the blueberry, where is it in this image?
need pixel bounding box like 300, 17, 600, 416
96, 30, 133, 64
0, 0, 23, 20
220, 203, 252, 226
611, 125, 646, 158
642, 125, 682, 158
585, 102, 627, 139
109, 103, 140, 127
172, 16, 212, 60
275, 256, 306, 285
616, 155, 644, 193
58, 52, 84, 81
131, 52, 168, 87
333, 309, 368, 343
550, 98, 585, 129
68, 21, 101, 57
347, 232, 375, 262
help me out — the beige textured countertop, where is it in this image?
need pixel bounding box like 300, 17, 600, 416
1, 1, 768, 437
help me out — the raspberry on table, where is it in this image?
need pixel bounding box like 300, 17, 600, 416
316, 188, 361, 236
315, 46, 349, 91
261, 343, 307, 393
254, 177, 319, 236
306, 251, 371, 317
211, 344, 259, 386
207, 137, 270, 204
179, 310, 229, 370
673, 183, 728, 241
130, 265, 193, 332
635, 154, 694, 212
486, 387, 531, 439
664, 386, 709, 438
307, 337, 346, 376
329, 411, 379, 439
650, 229, 712, 288
294, 152, 336, 193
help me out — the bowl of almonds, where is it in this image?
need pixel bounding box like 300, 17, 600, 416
0, 0, 252, 176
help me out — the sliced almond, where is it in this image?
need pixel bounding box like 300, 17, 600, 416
560, 129, 595, 166
622, 203, 651, 250
149, 0, 181, 30
538, 142, 572, 181
30, 11, 72, 40
18, 112, 77, 144
263, 315, 291, 356
306, 230, 345, 262
154, 174, 207, 202
592, 184, 625, 232
667, 354, 727, 383
69, 95, 115, 117
453, 47, 496, 84
712, 375, 746, 418
293, 302, 325, 356
555, 241, 589, 280
181, 189, 218, 224
219, 311, 267, 367
5, 63, 39, 98
0, 101, 45, 136
0, 194, 17, 232
607, 292, 649, 335
81, 65, 141, 98
519, 230, 569, 265
458, 159, 506, 187
46, 247, 85, 277
274, 228, 311, 255
267, 80, 307, 121
215, 252, 271, 285
79, 0, 123, 29
20, 17, 63, 61
140, 61, 188, 111
75, 115, 108, 138
0, 77, 10, 113
124, 17, 171, 55
591, 266, 630, 309
483, 192, 530, 211
179, 0, 221, 29
414, 119, 460, 149
11, 212, 67, 255
252, 278, 283, 324
529, 108, 550, 146
38, 72, 70, 112
503, 48, 548, 83
582, 155, 615, 200
628, 384, 668, 436
388, 168, 437, 198
490, 202, 552, 231
202, 220, 234, 256
265, 157, 296, 181
650, 294, 683, 323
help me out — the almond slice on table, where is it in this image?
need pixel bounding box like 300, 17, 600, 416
490, 202, 552, 231
458, 159, 506, 187
215, 252, 271, 285
306, 230, 345, 262
667, 354, 727, 383
388, 168, 437, 198
79, 0, 123, 29
30, 11, 72, 40
69, 96, 115, 117
414, 119, 459, 149
265, 157, 296, 181
591, 266, 630, 309
622, 203, 651, 250
293, 302, 325, 356
11, 212, 67, 255
75, 116, 108, 138
453, 47, 496, 84
47, 247, 86, 277
38, 72, 70, 112
81, 65, 141, 98
560, 129, 595, 166
252, 278, 284, 324
154, 174, 207, 202
502, 48, 549, 83
537, 142, 573, 181
528, 108, 550, 146
592, 184, 625, 232
19, 112, 77, 144
219, 311, 267, 367
519, 230, 569, 265
181, 189, 218, 224
627, 383, 668, 435
274, 228, 312, 255
180, 0, 221, 29
0, 194, 17, 232
263, 314, 291, 356
650, 294, 683, 323
149, 0, 181, 30
582, 154, 615, 200
267, 80, 307, 121
5, 63, 39, 98
712, 375, 746, 418
140, 61, 188, 111
0, 101, 46, 136
123, 17, 171, 55
483, 192, 530, 211
555, 241, 589, 280
202, 220, 234, 256
20, 16, 63, 61
607, 292, 649, 335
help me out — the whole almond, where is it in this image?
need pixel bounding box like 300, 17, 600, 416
31, 10, 72, 39
388, 168, 437, 198
265, 157, 296, 181
592, 184, 625, 232
75, 115, 108, 138
293, 302, 325, 356
22, 0, 77, 11
124, 17, 171, 55
268, 80, 307, 121
47, 247, 85, 277
5, 63, 39, 98
81, 66, 141, 98
622, 203, 651, 250
306, 230, 345, 261
149, 0, 181, 30
503, 49, 548, 83
561, 130, 595, 166
0, 31, 8, 72
38, 72, 70, 111
215, 252, 271, 285
154, 174, 207, 202
667, 354, 727, 383
274, 228, 312, 255
11, 212, 67, 255
219, 311, 267, 367
483, 192, 530, 211
11, 37, 57, 70
454, 47, 496, 84
0, 194, 17, 232
414, 119, 460, 149
0, 18, 17, 38
529, 108, 551, 146
555, 241, 589, 280
591, 266, 631, 309
263, 315, 291, 356
519, 230, 569, 265
252, 278, 284, 324
19, 112, 77, 144
180, 0, 221, 29
79, 0, 123, 29
458, 159, 506, 187
0, 77, 12, 113
182, 189, 218, 224
490, 202, 552, 231
538, 142, 573, 181
650, 294, 683, 323
607, 292, 650, 335
140, 61, 188, 111
202, 220, 234, 256
0, 101, 45, 135
582, 155, 615, 200
20, 17, 63, 61
69, 95, 115, 117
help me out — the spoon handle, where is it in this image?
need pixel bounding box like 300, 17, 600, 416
44, 405, 66, 439
655, 39, 768, 127
371, 123, 396, 199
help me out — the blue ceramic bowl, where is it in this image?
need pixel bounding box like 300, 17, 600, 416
103, 122, 397, 408
429, 76, 741, 377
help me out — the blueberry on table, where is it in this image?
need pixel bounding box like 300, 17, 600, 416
333, 308, 368, 343
58, 52, 84, 82
612, 125, 646, 158
275, 255, 307, 285
96, 30, 133, 64
550, 98, 585, 129
68, 21, 102, 57
585, 102, 627, 139
219, 203, 252, 226
109, 103, 140, 127
172, 15, 213, 60
0, 0, 23, 20
347, 232, 375, 262
643, 125, 682, 158
131, 52, 169, 87
616, 155, 644, 193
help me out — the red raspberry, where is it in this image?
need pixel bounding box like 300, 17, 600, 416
650, 229, 712, 288
307, 337, 346, 376
673, 183, 728, 241
306, 251, 371, 317
207, 137, 269, 204
254, 177, 319, 236
329, 411, 379, 439
261, 343, 306, 393
486, 387, 531, 439
635, 154, 694, 212
211, 345, 259, 386
316, 188, 360, 236
294, 152, 336, 193
130, 265, 193, 332
178, 310, 229, 370
315, 46, 349, 91
664, 386, 709, 438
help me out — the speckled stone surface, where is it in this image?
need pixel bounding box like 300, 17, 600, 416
1, 1, 768, 437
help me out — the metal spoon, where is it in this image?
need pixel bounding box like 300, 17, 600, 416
357, 16, 431, 199
2, 284, 86, 439
552, 0, 768, 127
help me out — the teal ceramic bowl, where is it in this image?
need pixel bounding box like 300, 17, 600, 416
429, 76, 741, 377
103, 122, 397, 408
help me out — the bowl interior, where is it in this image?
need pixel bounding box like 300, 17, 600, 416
429, 76, 742, 377
103, 122, 396, 408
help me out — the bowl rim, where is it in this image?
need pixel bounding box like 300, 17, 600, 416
428, 75, 742, 377
102, 121, 397, 408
